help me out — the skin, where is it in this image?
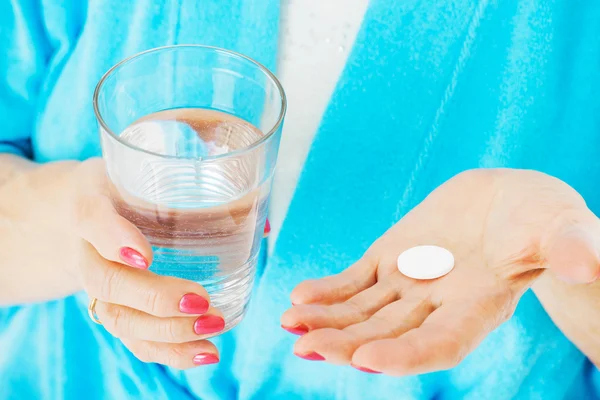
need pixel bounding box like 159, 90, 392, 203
0, 156, 220, 368
532, 274, 600, 366
283, 169, 600, 374
2, 155, 599, 373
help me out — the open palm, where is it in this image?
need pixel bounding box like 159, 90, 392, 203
281, 169, 600, 375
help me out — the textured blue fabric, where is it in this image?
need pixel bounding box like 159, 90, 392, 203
1, 0, 599, 399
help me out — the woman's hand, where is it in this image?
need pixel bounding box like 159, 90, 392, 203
282, 169, 600, 375
0, 157, 222, 369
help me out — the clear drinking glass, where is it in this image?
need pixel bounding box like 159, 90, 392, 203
93, 45, 286, 331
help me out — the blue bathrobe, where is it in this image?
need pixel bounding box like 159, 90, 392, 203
1, 0, 599, 398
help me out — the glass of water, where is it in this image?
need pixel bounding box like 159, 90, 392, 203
93, 45, 286, 332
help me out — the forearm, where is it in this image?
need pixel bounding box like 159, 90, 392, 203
533, 272, 600, 366
0, 155, 82, 305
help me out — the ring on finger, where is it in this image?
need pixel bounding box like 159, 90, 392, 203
88, 297, 102, 325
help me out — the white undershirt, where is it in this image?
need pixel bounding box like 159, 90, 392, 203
270, 0, 368, 243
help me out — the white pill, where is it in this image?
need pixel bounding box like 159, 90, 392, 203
397, 245, 455, 280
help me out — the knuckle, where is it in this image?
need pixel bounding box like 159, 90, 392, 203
160, 319, 185, 343
166, 345, 189, 369
97, 265, 124, 301
143, 289, 167, 317
75, 195, 112, 223
343, 299, 367, 321
368, 313, 394, 331
103, 304, 128, 337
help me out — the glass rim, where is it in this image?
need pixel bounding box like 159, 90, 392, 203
93, 44, 287, 161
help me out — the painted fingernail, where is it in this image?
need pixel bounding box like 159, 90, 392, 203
179, 293, 210, 315
193, 353, 219, 366
263, 218, 271, 238
351, 363, 381, 374
294, 351, 325, 361
119, 247, 149, 269
281, 324, 309, 336
194, 315, 225, 335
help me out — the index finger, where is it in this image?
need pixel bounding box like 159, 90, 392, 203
81, 241, 211, 318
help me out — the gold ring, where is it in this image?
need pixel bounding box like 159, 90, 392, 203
88, 297, 102, 325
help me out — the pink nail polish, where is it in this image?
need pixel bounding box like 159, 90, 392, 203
263, 218, 271, 238
119, 247, 149, 269
179, 294, 210, 315
194, 315, 225, 335
281, 324, 309, 336
294, 351, 325, 361
193, 353, 219, 366
351, 363, 381, 374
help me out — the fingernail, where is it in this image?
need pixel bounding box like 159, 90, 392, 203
179, 293, 210, 315
351, 363, 381, 374
193, 353, 219, 366
119, 247, 149, 269
281, 324, 309, 336
194, 315, 225, 335
263, 218, 271, 238
294, 351, 325, 361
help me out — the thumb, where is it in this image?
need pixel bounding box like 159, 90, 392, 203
74, 194, 153, 269
543, 210, 600, 284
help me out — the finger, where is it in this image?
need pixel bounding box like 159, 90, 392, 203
282, 274, 407, 334
74, 193, 153, 269
293, 298, 433, 365
290, 254, 378, 305
543, 209, 600, 283
82, 242, 211, 317
122, 338, 219, 369
95, 301, 225, 343
351, 300, 493, 375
